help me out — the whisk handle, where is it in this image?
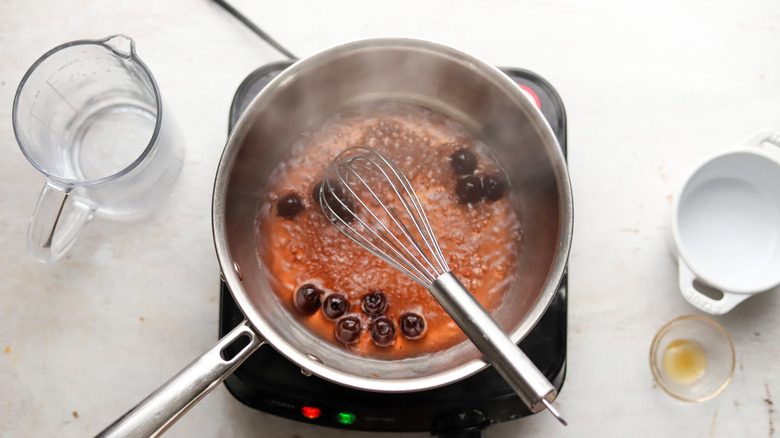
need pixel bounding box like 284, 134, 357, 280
430, 272, 558, 414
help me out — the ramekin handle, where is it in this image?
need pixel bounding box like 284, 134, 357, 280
743, 129, 780, 154
678, 257, 750, 315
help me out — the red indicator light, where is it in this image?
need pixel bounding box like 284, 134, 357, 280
301, 406, 322, 419
517, 84, 541, 110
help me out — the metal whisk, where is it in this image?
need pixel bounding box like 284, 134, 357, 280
320, 146, 566, 425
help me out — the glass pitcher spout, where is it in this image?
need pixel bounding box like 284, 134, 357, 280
102, 34, 135, 59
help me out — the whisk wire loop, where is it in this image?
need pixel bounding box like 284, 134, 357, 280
372, 154, 451, 274
319, 180, 430, 288
340, 165, 435, 286
321, 147, 450, 288
346, 156, 442, 278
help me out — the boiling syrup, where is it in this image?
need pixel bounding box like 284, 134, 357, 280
256, 103, 522, 359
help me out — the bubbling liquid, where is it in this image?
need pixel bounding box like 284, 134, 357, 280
256, 102, 522, 359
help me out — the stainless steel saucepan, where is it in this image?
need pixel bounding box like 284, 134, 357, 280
96, 38, 573, 437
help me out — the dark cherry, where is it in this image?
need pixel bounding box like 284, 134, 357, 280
481, 174, 506, 202
313, 179, 355, 224
310, 179, 328, 206
335, 315, 362, 345
361, 290, 388, 316
455, 175, 484, 204
399, 312, 426, 340
322, 293, 349, 320
277, 192, 305, 219
370, 316, 397, 347
328, 198, 355, 224
449, 149, 478, 175
293, 284, 322, 315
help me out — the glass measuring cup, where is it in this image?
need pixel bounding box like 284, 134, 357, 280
12, 35, 184, 263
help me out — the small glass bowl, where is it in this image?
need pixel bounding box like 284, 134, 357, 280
650, 315, 735, 402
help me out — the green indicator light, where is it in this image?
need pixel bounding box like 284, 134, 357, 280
337, 412, 356, 425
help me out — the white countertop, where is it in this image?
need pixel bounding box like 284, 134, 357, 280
2, 0, 780, 436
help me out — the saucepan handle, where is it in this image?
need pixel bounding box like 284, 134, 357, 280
95, 320, 264, 438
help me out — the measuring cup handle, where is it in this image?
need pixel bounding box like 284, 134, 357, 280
27, 180, 97, 263
95, 319, 264, 438
678, 257, 750, 315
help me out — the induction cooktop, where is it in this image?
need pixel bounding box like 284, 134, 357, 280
219, 61, 568, 437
